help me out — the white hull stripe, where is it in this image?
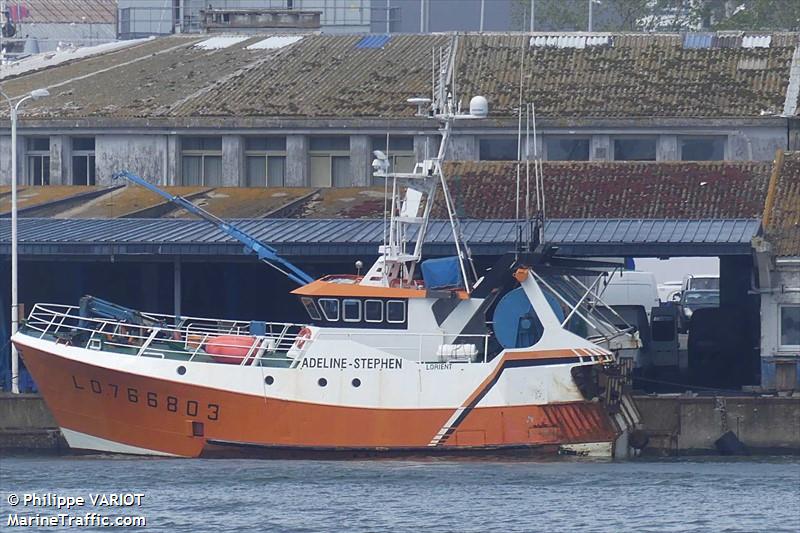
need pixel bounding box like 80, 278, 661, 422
60, 428, 179, 457
428, 354, 583, 447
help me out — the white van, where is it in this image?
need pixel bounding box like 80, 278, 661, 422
683, 274, 719, 292
597, 271, 661, 319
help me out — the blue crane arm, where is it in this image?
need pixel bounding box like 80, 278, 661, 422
112, 170, 314, 286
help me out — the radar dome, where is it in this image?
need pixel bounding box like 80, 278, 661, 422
469, 96, 488, 118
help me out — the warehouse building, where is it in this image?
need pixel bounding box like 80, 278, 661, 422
2, 156, 796, 390
1, 31, 798, 188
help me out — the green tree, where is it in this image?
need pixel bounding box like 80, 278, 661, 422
512, 0, 800, 32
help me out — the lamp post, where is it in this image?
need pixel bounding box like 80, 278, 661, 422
1, 87, 49, 394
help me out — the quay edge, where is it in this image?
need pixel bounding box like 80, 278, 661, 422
1, 393, 798, 457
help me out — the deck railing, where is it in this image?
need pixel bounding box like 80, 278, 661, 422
23, 303, 304, 368
21, 303, 494, 367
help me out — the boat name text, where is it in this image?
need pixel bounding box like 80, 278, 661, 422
299, 357, 403, 370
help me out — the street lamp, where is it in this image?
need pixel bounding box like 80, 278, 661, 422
1, 86, 49, 394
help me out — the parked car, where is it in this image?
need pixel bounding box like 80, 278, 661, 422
678, 289, 719, 332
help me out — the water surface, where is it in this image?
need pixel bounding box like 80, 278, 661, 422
2, 456, 798, 532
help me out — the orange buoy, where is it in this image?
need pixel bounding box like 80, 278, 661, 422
205, 335, 256, 365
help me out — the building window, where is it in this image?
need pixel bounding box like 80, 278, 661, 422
371, 136, 415, 178
613, 137, 657, 161
245, 137, 286, 187
309, 136, 350, 187
545, 137, 590, 161
780, 306, 800, 350
680, 136, 726, 161
27, 137, 50, 185
479, 138, 517, 161
72, 137, 96, 185
181, 137, 222, 186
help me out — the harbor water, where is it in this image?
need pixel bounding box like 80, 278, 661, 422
2, 456, 799, 532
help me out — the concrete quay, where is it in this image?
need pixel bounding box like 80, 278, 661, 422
1, 393, 798, 456
635, 394, 800, 455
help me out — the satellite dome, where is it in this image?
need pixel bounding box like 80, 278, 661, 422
469, 96, 488, 118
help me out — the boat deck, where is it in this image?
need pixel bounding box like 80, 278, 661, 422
20, 303, 303, 369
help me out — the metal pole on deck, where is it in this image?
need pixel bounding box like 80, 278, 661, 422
173, 258, 182, 324
479, 0, 485, 31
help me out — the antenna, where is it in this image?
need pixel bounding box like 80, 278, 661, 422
531, 101, 545, 248
514, 39, 526, 254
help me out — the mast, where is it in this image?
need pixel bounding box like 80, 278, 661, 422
360, 48, 487, 293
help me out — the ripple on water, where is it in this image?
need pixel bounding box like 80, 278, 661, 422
1, 456, 799, 533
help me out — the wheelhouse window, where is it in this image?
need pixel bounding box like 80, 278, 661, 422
680, 136, 725, 161
309, 136, 351, 187
364, 300, 383, 323
386, 300, 406, 323
301, 297, 321, 321
72, 137, 96, 185
27, 137, 50, 185
371, 136, 415, 180
780, 306, 800, 350
342, 299, 362, 322
182, 136, 222, 186
613, 137, 657, 161
318, 298, 340, 321
479, 137, 517, 161
545, 137, 590, 161
245, 137, 286, 187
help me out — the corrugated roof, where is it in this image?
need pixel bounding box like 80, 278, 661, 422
7, 0, 116, 24
439, 161, 773, 220
764, 151, 800, 257
0, 218, 761, 258
0, 161, 775, 222
2, 31, 796, 120
455, 33, 797, 118
169, 33, 449, 119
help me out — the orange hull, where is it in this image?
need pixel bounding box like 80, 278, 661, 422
19, 343, 617, 458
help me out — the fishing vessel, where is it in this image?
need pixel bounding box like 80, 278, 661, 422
12, 86, 641, 458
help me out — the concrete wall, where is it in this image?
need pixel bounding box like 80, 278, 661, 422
0, 393, 57, 428
0, 136, 11, 186
350, 135, 370, 186
3, 123, 788, 189
49, 135, 70, 185
761, 264, 800, 391
96, 135, 170, 186
636, 395, 800, 454
447, 134, 477, 160
286, 135, 309, 187
221, 135, 243, 186
729, 127, 786, 160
